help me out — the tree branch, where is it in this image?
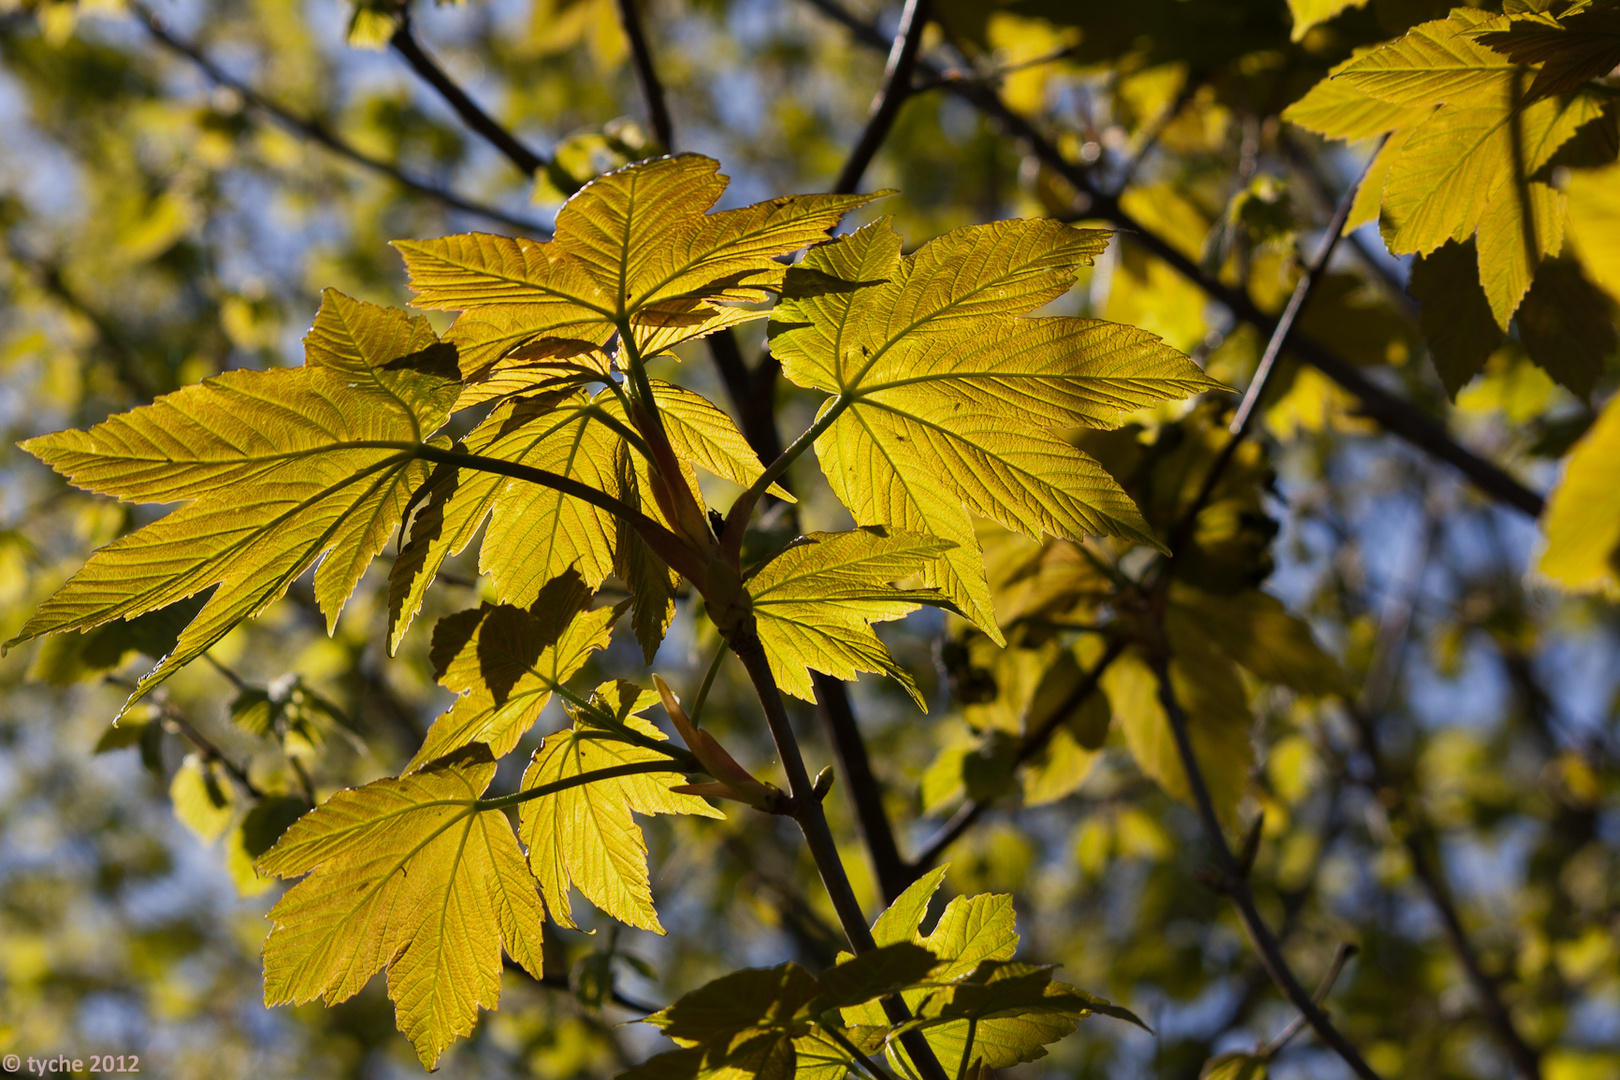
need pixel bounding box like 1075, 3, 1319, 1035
389, 5, 548, 177
729, 629, 950, 1080
613, 0, 674, 152
126, 0, 548, 235
833, 0, 932, 194
799, 0, 1546, 520
1147, 655, 1384, 1080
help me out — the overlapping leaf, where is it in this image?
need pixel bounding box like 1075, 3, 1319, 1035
395, 155, 874, 375
519, 681, 721, 933
843, 867, 1142, 1074
405, 574, 623, 774
746, 528, 954, 706
388, 380, 778, 651
769, 219, 1220, 638
259, 747, 546, 1069
9, 290, 460, 710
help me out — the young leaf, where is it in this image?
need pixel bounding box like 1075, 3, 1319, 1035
10, 290, 460, 711
769, 219, 1221, 638
259, 746, 547, 1069
395, 155, 874, 369
846, 870, 1135, 1073
519, 681, 721, 933
406, 576, 621, 774
746, 528, 956, 707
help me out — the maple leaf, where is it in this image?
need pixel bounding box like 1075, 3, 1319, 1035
1539, 391, 1620, 597
1474, 3, 1620, 104
404, 574, 625, 774
519, 680, 722, 933
766, 219, 1221, 639
1337, 9, 1521, 108
8, 290, 460, 711
258, 746, 547, 1069
389, 380, 781, 652
394, 155, 875, 374
841, 867, 1141, 1075
745, 528, 955, 707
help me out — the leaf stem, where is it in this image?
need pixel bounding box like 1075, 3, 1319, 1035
825, 1025, 901, 1080
689, 642, 729, 726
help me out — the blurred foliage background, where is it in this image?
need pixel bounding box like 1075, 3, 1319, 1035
0, 0, 1618, 1077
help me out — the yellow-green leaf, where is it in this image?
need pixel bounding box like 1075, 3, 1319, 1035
171, 755, 237, 844
1169, 584, 1348, 697
1283, 54, 1434, 141
10, 290, 460, 711
747, 528, 953, 707
406, 577, 622, 774
1338, 10, 1520, 108
1565, 162, 1620, 303
396, 155, 873, 370
770, 219, 1219, 638
259, 747, 546, 1069
519, 681, 720, 932
1538, 386, 1620, 595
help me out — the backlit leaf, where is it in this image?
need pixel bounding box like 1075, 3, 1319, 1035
10, 291, 460, 711
1338, 10, 1520, 108
770, 219, 1220, 638
746, 528, 955, 707
519, 681, 721, 932
406, 576, 621, 773
1538, 383, 1620, 595
259, 747, 547, 1069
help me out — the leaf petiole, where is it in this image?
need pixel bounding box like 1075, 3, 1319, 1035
476, 760, 688, 813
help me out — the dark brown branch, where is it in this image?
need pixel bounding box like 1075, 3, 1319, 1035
1148, 657, 1384, 1080
126, 1, 548, 234
729, 630, 949, 1080
389, 7, 547, 177
800, 0, 1546, 520
613, 0, 674, 151
812, 671, 909, 903
833, 0, 932, 194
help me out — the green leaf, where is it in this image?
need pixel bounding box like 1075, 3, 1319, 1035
406, 575, 620, 773
1338, 10, 1521, 108
519, 681, 721, 933
10, 290, 460, 712
814, 943, 940, 1009
1407, 240, 1504, 396
746, 528, 955, 707
1538, 388, 1620, 595
258, 747, 547, 1069
770, 219, 1220, 638
395, 156, 874, 372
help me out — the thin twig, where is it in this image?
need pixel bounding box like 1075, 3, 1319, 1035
833, 0, 932, 194
613, 0, 674, 151
1258, 942, 1358, 1058
389, 6, 547, 177
1148, 657, 1384, 1080
127, 0, 548, 234
108, 677, 264, 799
729, 631, 950, 1080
